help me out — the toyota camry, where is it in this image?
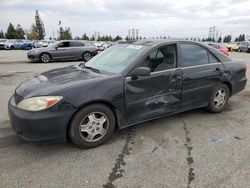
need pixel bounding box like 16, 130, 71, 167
9, 40, 247, 148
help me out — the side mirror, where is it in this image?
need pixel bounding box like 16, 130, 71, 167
55, 46, 58, 50
130, 67, 151, 78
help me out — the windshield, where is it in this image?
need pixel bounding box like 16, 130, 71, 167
85, 44, 148, 74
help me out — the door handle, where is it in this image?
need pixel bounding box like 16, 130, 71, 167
214, 67, 222, 72
169, 74, 177, 81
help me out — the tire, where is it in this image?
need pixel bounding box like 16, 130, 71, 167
10, 46, 15, 50
83, 52, 92, 61
69, 104, 116, 148
40, 53, 51, 63
206, 84, 229, 113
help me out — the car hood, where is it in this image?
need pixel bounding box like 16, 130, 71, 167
29, 46, 54, 53
15, 65, 107, 98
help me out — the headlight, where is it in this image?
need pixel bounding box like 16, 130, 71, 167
17, 96, 63, 111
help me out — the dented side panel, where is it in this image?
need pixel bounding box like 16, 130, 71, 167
124, 69, 182, 124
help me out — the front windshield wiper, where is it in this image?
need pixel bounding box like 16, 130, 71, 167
84, 65, 101, 73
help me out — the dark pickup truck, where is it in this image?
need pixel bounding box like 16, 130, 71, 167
9, 40, 247, 148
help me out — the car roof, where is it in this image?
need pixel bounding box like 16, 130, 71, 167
120, 39, 207, 47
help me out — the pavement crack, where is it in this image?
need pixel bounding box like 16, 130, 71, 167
103, 128, 136, 188
151, 139, 165, 154
181, 117, 195, 188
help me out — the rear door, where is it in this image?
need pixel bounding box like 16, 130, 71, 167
178, 42, 225, 110
69, 41, 85, 59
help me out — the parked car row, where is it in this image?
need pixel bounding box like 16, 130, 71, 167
205, 41, 250, 55
0, 39, 56, 50
93, 41, 116, 51
0, 39, 33, 50
205, 42, 229, 56
226, 41, 250, 52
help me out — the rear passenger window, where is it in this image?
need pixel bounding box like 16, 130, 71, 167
180, 44, 209, 67
70, 41, 85, 47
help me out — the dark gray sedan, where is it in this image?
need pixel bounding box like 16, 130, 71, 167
27, 40, 98, 63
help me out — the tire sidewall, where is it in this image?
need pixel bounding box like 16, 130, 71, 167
69, 104, 115, 148
208, 84, 229, 113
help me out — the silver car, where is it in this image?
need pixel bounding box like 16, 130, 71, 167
27, 40, 98, 63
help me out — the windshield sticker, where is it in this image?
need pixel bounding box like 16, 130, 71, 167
127, 45, 143, 49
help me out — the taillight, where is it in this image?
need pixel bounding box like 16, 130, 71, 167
244, 64, 247, 71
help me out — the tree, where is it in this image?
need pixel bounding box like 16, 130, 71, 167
34, 10, 45, 40
16, 24, 25, 39
81, 33, 89, 41
27, 24, 39, 40
0, 30, 4, 38
74, 36, 81, 40
235, 34, 245, 42
114, 35, 122, 41
58, 27, 72, 40
223, 35, 231, 43
90, 35, 95, 41
218, 36, 222, 43
5, 23, 16, 39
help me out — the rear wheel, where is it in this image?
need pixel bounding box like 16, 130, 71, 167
40, 53, 51, 63
83, 52, 92, 61
207, 84, 229, 113
69, 104, 115, 148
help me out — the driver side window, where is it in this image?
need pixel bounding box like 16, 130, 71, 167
57, 42, 69, 48
138, 44, 176, 72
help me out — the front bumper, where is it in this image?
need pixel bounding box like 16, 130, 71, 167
27, 53, 39, 62
8, 95, 75, 142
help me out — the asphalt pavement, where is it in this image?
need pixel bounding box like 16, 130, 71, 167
0, 50, 250, 188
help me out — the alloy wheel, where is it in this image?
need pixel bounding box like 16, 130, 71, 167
79, 112, 109, 142
84, 53, 92, 61
214, 88, 227, 109
41, 54, 51, 63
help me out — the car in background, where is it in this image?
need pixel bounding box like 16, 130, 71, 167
33, 41, 47, 48
34, 40, 56, 48
0, 39, 8, 50
226, 42, 240, 52
9, 40, 247, 148
21, 42, 33, 50
27, 40, 98, 63
206, 42, 229, 56
93, 42, 105, 51
5, 39, 25, 50
238, 41, 250, 52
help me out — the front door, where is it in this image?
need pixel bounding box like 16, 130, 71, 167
51, 41, 74, 60
124, 44, 182, 124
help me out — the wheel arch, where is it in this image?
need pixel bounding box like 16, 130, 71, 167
39, 52, 52, 61
66, 100, 120, 139
222, 81, 232, 96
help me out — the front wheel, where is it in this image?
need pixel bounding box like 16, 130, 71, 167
40, 53, 51, 63
207, 84, 229, 113
69, 104, 115, 148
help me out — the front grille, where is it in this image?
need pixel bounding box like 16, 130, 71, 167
27, 55, 35, 59
14, 93, 24, 104
0, 44, 5, 47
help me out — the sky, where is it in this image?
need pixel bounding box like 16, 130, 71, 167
1, 0, 250, 39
